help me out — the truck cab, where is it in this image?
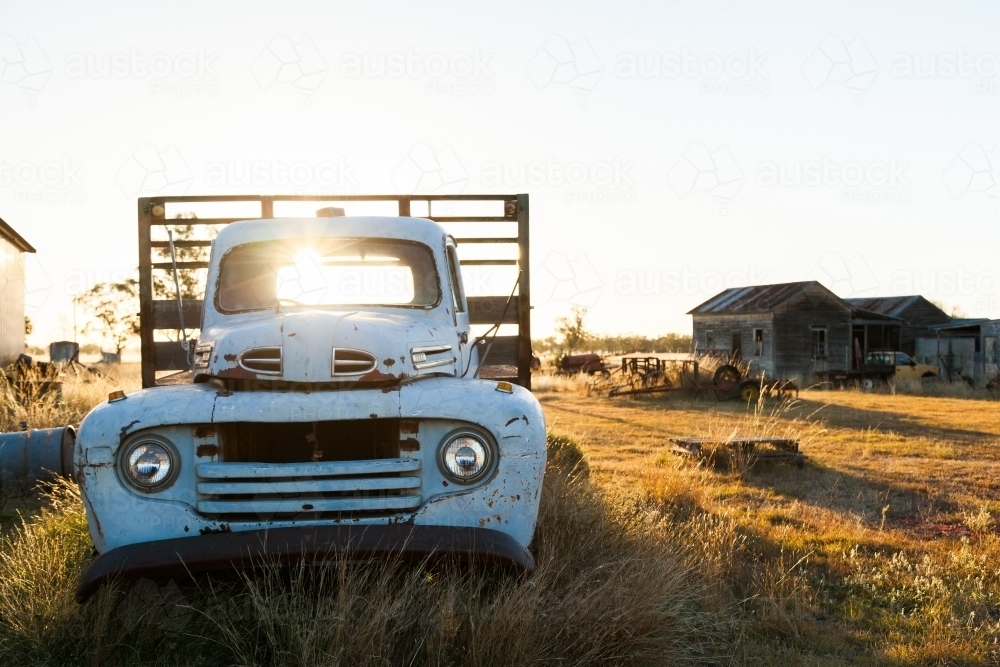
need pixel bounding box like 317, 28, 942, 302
74, 196, 544, 602
863, 349, 940, 383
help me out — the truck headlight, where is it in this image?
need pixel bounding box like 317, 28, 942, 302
439, 430, 495, 484
119, 438, 178, 491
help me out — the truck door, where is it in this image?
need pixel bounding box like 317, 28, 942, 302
445, 241, 471, 374
894, 351, 918, 380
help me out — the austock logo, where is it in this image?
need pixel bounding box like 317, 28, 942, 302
666, 143, 743, 211
801, 35, 878, 105
116, 143, 193, 196
64, 48, 221, 97
479, 156, 635, 205
534, 252, 603, 307
615, 265, 768, 298
526, 35, 603, 96
1, 155, 85, 204
391, 143, 468, 193
251, 35, 327, 104
204, 156, 360, 190
337, 48, 495, 97
615, 48, 770, 97
0, 34, 52, 102
756, 156, 911, 205
810, 251, 879, 297
942, 143, 998, 207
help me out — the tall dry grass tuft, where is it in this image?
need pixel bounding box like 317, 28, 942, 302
0, 479, 115, 663
210, 434, 727, 666
0, 362, 140, 432
0, 433, 732, 666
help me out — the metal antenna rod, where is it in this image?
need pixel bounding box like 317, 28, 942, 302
167, 230, 192, 365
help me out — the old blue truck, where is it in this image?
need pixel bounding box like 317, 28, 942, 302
74, 194, 543, 602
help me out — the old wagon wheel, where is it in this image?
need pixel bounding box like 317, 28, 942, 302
713, 364, 741, 389
740, 383, 760, 403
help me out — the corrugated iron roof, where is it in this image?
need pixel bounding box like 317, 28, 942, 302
687, 281, 829, 314
842, 296, 928, 319
0, 216, 35, 253
931, 318, 991, 331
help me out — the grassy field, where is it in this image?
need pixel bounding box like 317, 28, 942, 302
3, 367, 1000, 664
537, 381, 1000, 665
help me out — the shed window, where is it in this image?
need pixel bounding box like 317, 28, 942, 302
811, 327, 827, 360
705, 330, 714, 349
753, 329, 764, 357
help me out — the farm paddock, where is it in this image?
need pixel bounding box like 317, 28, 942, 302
540, 388, 1000, 665
3, 368, 1000, 665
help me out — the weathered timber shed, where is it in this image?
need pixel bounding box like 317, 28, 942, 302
843, 296, 950, 359
918, 319, 1000, 382
688, 281, 851, 385
0, 217, 35, 364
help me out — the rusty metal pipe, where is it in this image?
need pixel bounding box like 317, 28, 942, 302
0, 426, 76, 482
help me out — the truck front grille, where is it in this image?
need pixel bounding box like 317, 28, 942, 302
195, 458, 422, 518
238, 347, 282, 375
332, 348, 376, 375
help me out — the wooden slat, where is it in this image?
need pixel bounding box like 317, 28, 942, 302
152, 261, 210, 270
139, 200, 155, 387
152, 300, 204, 330
153, 340, 194, 371
479, 335, 518, 367
467, 296, 518, 325
150, 218, 248, 226
454, 237, 518, 244
460, 259, 517, 266
516, 193, 531, 389
427, 216, 511, 223
151, 240, 213, 248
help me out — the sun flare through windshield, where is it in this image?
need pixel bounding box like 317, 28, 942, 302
216, 238, 440, 312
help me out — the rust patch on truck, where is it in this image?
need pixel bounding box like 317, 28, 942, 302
196, 444, 219, 458
399, 438, 420, 452
359, 368, 397, 382
217, 366, 259, 379
194, 425, 216, 438
119, 420, 141, 440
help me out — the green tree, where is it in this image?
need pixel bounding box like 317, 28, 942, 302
556, 306, 589, 354
75, 279, 141, 355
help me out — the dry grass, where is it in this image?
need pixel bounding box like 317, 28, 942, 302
537, 387, 1000, 664
0, 370, 730, 666
0, 362, 140, 432
5, 367, 1000, 664
0, 441, 731, 666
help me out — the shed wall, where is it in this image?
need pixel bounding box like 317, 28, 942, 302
898, 299, 952, 354
0, 237, 25, 364
691, 313, 775, 376
772, 288, 851, 384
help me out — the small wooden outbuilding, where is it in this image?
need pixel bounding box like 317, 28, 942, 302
0, 216, 35, 364
688, 281, 851, 385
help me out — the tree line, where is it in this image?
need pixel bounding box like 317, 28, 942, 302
532, 306, 691, 356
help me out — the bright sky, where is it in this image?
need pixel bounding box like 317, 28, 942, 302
1, 0, 997, 348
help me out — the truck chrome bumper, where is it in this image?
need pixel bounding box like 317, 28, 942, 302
76, 524, 535, 603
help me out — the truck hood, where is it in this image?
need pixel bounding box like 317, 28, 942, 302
200, 310, 461, 383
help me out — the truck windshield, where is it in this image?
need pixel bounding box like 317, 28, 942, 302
216, 238, 440, 312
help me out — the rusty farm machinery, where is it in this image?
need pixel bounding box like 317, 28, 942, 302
589, 356, 799, 401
